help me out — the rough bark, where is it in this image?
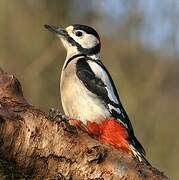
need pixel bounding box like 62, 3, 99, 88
0, 70, 169, 180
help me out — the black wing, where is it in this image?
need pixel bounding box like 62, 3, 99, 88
76, 58, 118, 107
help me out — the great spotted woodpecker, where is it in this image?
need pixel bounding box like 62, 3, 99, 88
45, 24, 150, 164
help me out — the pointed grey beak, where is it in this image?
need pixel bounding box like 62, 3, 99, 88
44, 24, 67, 37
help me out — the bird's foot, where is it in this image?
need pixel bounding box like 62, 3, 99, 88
48, 109, 93, 134
48, 108, 68, 123
48, 108, 77, 133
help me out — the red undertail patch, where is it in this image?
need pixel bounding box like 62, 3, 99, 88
69, 118, 132, 154
87, 119, 132, 154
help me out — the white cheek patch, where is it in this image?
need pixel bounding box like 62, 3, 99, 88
68, 31, 99, 49
79, 34, 99, 49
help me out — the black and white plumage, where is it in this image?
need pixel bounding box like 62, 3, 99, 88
45, 24, 149, 164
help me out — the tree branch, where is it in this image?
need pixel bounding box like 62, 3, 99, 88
0, 70, 169, 179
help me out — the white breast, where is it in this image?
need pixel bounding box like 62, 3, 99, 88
60, 58, 110, 124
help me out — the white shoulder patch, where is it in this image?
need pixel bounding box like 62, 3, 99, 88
88, 60, 121, 115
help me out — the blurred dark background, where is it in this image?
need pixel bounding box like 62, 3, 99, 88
0, 0, 178, 179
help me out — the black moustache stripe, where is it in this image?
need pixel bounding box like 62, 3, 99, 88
66, 35, 100, 55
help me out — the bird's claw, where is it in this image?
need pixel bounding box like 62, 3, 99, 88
48, 108, 77, 133
48, 108, 68, 123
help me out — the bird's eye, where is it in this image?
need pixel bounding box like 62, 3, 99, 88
75, 31, 83, 37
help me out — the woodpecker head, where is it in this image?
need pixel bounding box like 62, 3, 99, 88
44, 24, 100, 58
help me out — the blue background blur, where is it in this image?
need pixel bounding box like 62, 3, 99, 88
0, 1, 178, 179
